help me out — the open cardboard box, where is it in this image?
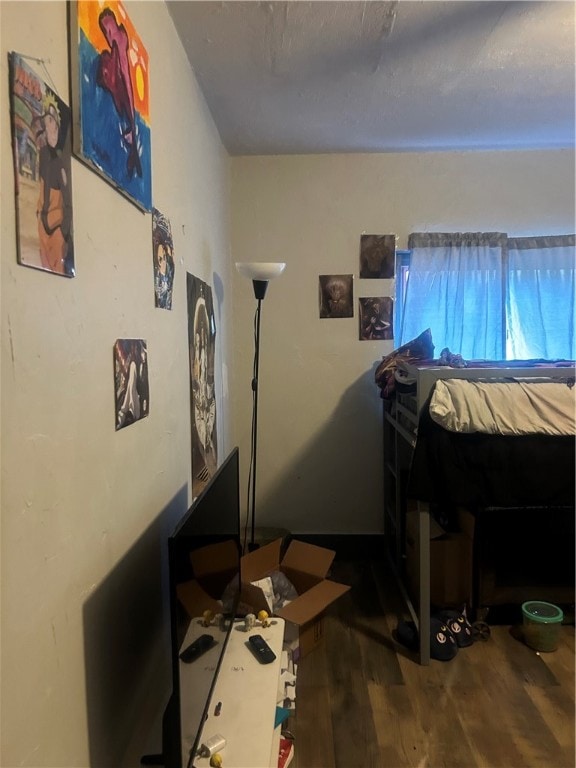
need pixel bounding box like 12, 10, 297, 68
176, 539, 240, 619
240, 538, 350, 659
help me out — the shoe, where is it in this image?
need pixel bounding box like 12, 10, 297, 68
396, 618, 458, 661
435, 608, 474, 647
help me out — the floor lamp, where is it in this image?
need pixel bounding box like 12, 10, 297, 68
236, 262, 286, 552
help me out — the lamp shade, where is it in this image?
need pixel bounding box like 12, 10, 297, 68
235, 262, 286, 281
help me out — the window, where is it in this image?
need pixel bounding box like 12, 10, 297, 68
396, 233, 575, 361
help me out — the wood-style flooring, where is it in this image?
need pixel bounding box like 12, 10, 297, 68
288, 559, 575, 768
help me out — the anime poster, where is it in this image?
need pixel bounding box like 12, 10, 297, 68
359, 234, 396, 278
151, 208, 175, 309
69, 1, 152, 212
187, 273, 217, 497
319, 274, 354, 318
8, 52, 75, 277
359, 297, 394, 340
114, 339, 149, 430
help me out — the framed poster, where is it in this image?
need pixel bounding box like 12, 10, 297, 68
8, 52, 75, 276
187, 273, 217, 497
69, 1, 152, 212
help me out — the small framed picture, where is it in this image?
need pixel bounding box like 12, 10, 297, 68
360, 234, 396, 278
114, 339, 149, 430
359, 297, 393, 340
319, 274, 354, 318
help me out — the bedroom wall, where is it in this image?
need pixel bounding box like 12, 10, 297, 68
231, 149, 575, 535
1, 2, 232, 766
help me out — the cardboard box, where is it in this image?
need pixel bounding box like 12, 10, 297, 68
176, 539, 240, 619
405, 506, 473, 609
240, 538, 350, 659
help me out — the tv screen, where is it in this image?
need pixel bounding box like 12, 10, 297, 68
167, 447, 241, 768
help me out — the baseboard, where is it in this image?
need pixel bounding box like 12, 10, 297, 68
288, 533, 386, 560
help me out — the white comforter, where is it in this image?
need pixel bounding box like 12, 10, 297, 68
429, 378, 576, 436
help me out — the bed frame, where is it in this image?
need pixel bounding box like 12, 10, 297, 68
383, 362, 575, 664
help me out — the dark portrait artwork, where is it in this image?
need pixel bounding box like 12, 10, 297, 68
152, 208, 175, 310
114, 339, 149, 430
360, 234, 396, 279
187, 273, 218, 496
359, 297, 394, 341
319, 274, 354, 318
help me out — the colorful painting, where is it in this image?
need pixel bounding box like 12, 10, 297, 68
8, 52, 75, 277
152, 208, 175, 309
114, 339, 149, 430
360, 234, 396, 278
187, 273, 217, 497
319, 274, 354, 318
359, 297, 394, 340
70, 1, 151, 211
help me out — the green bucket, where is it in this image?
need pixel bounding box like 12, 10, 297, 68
521, 601, 564, 653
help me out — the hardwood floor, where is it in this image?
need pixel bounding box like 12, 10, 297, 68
288, 559, 575, 768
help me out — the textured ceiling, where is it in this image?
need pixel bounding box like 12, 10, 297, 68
167, 1, 576, 156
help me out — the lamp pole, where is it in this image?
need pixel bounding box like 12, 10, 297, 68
235, 263, 286, 553
249, 294, 263, 551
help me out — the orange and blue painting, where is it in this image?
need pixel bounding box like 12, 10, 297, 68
71, 1, 151, 211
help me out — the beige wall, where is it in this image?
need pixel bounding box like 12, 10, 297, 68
2, 2, 575, 765
1, 2, 232, 765
231, 150, 575, 534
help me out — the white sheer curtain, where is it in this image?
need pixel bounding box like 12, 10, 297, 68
507, 235, 575, 359
401, 232, 506, 359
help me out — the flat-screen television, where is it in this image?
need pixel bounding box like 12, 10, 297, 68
163, 447, 241, 768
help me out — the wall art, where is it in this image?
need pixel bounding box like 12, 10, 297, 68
69, 1, 152, 212
359, 297, 394, 340
114, 339, 149, 430
152, 208, 175, 309
359, 234, 396, 278
8, 52, 75, 277
187, 273, 218, 497
319, 274, 354, 318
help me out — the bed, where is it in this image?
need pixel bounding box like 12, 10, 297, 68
378, 355, 575, 664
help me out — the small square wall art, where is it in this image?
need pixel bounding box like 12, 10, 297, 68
319, 274, 354, 318
114, 339, 149, 430
359, 234, 396, 278
359, 297, 393, 341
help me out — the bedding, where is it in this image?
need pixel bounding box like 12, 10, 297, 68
429, 378, 575, 437
407, 377, 575, 509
